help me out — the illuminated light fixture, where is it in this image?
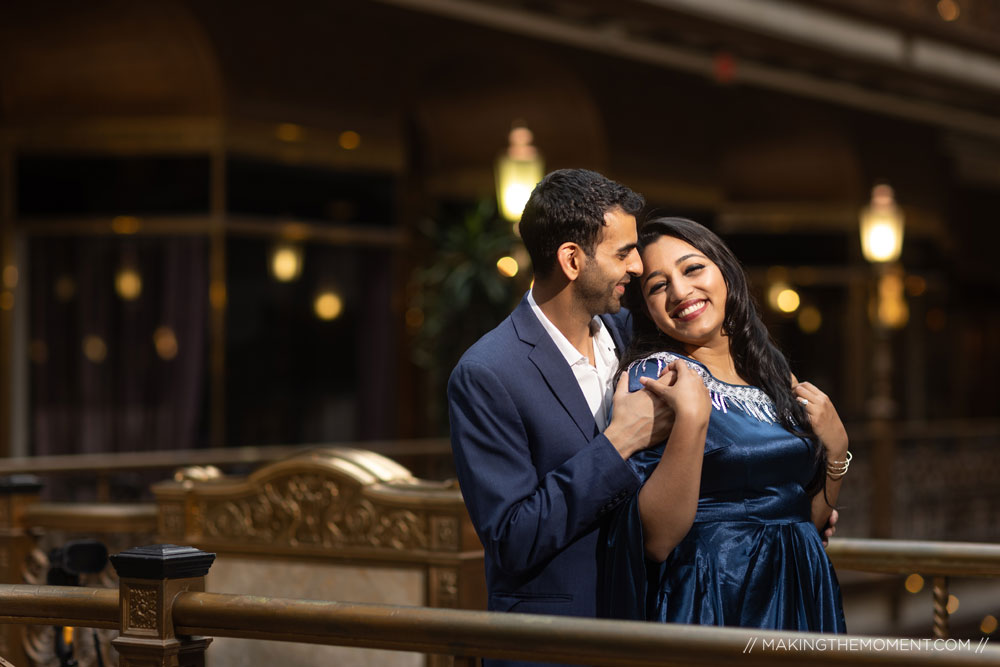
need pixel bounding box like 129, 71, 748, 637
871, 267, 909, 329
767, 282, 800, 313
111, 216, 141, 235
904, 573, 924, 594
982, 615, 998, 635
776, 289, 800, 313
860, 184, 905, 264
713, 51, 737, 84
54, 275, 76, 302
495, 124, 544, 224
269, 243, 304, 282
82, 335, 107, 363
153, 326, 179, 361
314, 291, 344, 321
937, 0, 960, 21
115, 268, 142, 301
797, 306, 822, 333
3, 265, 18, 288
496, 256, 519, 278
946, 595, 960, 614
339, 131, 361, 150
276, 123, 304, 142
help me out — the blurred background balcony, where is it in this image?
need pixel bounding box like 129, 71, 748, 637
1, 0, 999, 656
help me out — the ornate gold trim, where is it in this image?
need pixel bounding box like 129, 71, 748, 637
153, 448, 476, 560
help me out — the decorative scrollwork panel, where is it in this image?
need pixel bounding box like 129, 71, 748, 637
200, 473, 431, 551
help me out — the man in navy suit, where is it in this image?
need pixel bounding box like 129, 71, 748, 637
448, 169, 675, 666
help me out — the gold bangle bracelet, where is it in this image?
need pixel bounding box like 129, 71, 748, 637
826, 450, 852, 479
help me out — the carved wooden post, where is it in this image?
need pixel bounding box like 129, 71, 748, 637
110, 544, 215, 667
0, 475, 42, 666
932, 575, 950, 639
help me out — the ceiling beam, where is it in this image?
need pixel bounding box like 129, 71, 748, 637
375, 0, 1000, 140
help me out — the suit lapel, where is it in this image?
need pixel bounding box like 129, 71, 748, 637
600, 310, 631, 356
511, 296, 598, 440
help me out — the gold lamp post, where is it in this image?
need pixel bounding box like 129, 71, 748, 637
860, 183, 905, 539
495, 125, 544, 228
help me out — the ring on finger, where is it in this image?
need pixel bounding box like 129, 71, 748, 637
797, 397, 809, 406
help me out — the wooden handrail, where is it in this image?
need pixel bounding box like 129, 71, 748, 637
1, 584, 997, 666
1, 417, 996, 477
0, 438, 451, 476
0, 585, 118, 628
827, 538, 1000, 576
845, 418, 1000, 441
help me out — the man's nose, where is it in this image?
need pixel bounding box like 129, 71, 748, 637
626, 248, 642, 275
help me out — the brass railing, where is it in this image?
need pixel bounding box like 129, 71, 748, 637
827, 538, 1000, 639
0, 440, 452, 475
0, 438, 453, 500
1, 582, 998, 667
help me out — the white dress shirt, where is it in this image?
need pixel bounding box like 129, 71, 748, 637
527, 290, 618, 430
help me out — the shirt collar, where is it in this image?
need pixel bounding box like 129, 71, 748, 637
527, 290, 609, 367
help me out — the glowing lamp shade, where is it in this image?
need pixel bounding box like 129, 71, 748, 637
860, 184, 904, 264
495, 126, 544, 223
270, 243, 304, 282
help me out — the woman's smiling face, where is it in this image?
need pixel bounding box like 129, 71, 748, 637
640, 235, 728, 351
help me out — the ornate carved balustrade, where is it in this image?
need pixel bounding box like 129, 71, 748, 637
1, 446, 481, 666
0, 476, 41, 665
151, 447, 484, 667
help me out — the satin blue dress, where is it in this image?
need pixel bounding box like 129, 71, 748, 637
604, 351, 846, 632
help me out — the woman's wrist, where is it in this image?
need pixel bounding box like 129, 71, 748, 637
672, 406, 710, 432
826, 450, 852, 480
824, 442, 849, 461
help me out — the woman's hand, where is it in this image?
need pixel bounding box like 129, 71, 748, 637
641, 360, 711, 427
637, 359, 711, 561
792, 380, 848, 460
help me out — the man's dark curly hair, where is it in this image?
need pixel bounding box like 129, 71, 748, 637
519, 169, 644, 279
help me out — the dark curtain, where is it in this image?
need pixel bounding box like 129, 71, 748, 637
29, 236, 208, 458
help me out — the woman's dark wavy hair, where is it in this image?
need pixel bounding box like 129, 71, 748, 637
617, 217, 827, 498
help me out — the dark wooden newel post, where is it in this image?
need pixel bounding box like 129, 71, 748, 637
110, 544, 215, 667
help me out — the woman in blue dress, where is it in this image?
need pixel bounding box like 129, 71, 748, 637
604, 217, 848, 632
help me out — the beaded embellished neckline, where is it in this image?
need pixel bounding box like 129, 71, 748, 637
630, 351, 779, 423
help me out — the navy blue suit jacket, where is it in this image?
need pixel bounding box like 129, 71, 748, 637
448, 295, 640, 666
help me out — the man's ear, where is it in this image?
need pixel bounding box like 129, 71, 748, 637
555, 242, 585, 281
